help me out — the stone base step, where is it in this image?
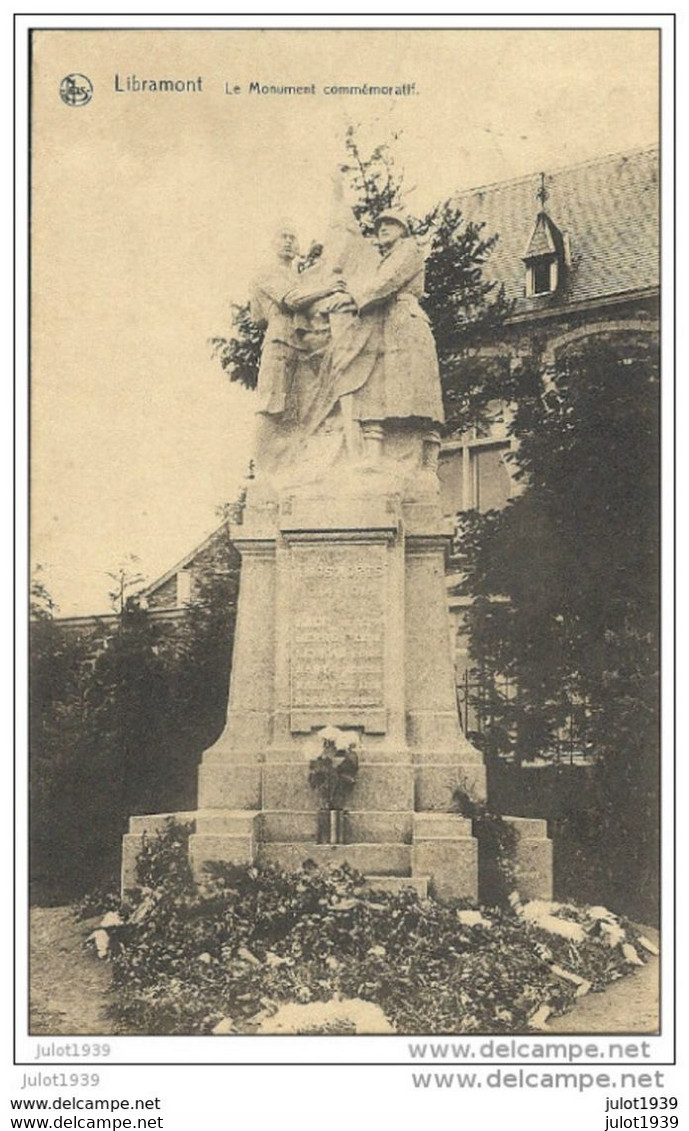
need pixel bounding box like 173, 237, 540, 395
194, 809, 260, 836
502, 816, 553, 901
260, 810, 413, 844
189, 832, 255, 878
414, 836, 478, 902
413, 813, 473, 838
121, 807, 552, 905
258, 842, 411, 877
127, 810, 198, 835
365, 874, 429, 898
127, 809, 261, 837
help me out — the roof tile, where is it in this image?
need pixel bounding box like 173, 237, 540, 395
451, 147, 659, 311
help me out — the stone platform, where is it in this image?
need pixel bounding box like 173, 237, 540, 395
122, 478, 551, 903
122, 808, 480, 901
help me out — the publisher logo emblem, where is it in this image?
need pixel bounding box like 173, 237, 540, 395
60, 74, 93, 106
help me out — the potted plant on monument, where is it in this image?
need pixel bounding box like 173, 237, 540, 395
308, 726, 360, 845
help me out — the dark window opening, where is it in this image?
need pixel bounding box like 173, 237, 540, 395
533, 257, 552, 294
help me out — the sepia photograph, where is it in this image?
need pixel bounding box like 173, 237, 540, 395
27, 24, 662, 1041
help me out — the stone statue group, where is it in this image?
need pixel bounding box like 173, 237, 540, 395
251, 170, 445, 488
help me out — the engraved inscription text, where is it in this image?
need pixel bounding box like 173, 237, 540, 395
290, 544, 386, 715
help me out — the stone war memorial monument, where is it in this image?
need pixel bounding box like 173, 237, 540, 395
122, 171, 552, 904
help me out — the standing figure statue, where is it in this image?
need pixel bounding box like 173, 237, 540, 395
251, 223, 346, 475
250, 174, 445, 487
303, 172, 445, 473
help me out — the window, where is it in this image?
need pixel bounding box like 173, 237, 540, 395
523, 207, 565, 297
439, 435, 515, 516
525, 255, 557, 297
474, 446, 513, 512
533, 257, 553, 295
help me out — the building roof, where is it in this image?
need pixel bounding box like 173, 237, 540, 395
451, 146, 659, 314
138, 522, 228, 603
523, 211, 562, 259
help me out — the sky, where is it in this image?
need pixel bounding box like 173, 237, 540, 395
29, 27, 660, 615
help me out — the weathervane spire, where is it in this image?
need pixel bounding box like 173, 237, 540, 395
536, 172, 549, 209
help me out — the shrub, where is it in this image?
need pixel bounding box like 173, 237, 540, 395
102, 822, 652, 1036
453, 790, 518, 907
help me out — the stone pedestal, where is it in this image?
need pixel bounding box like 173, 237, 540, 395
196, 485, 483, 895
503, 816, 553, 900
412, 814, 478, 901
122, 476, 550, 904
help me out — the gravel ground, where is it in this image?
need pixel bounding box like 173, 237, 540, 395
30, 907, 116, 1035
548, 926, 660, 1034
29, 908, 660, 1037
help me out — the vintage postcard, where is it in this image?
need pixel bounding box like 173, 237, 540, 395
23, 19, 670, 1072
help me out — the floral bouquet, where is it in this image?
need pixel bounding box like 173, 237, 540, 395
308, 726, 360, 812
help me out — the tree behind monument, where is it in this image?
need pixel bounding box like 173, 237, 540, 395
458, 332, 660, 920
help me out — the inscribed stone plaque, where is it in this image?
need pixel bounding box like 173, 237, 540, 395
289, 542, 386, 730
